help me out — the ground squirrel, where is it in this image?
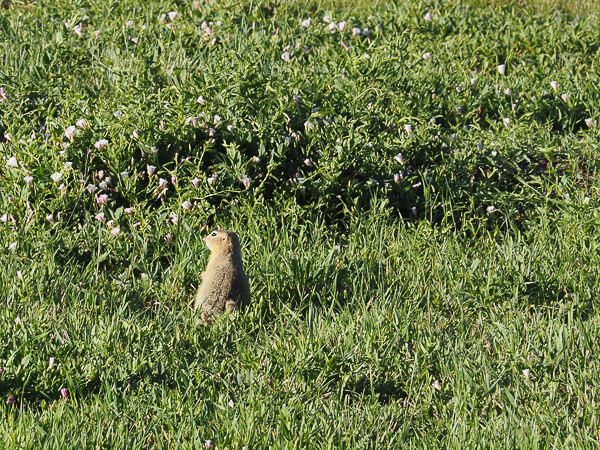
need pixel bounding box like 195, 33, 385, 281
194, 229, 251, 324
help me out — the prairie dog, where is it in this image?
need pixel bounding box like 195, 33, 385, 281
194, 229, 251, 324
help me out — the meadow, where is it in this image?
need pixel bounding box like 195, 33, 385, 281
1, 0, 600, 448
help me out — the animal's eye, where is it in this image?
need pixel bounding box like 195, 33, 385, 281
211, 232, 217, 237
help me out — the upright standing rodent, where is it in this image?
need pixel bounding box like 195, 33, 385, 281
194, 229, 251, 324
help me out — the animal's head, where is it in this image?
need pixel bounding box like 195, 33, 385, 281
203, 229, 241, 254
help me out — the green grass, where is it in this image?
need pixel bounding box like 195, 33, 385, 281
1, 0, 600, 448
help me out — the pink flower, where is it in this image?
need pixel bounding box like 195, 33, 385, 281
497, 64, 506, 75
126, 20, 133, 28
424, 12, 433, 21
158, 14, 166, 24
73, 23, 83, 37
191, 177, 201, 187
394, 173, 401, 184
4, 132, 12, 142
165, 233, 173, 243
95, 212, 105, 222
241, 175, 250, 188
106, 220, 114, 228
95, 194, 108, 206
341, 41, 348, 51
550, 81, 558, 91
486, 205, 497, 214
281, 52, 290, 62
65, 126, 76, 141
301, 18, 311, 28
352, 27, 361, 36
124, 208, 132, 214
252, 156, 261, 164
208, 128, 216, 136
24, 176, 33, 185
304, 158, 313, 167
46, 214, 54, 223
561, 93, 568, 103
0, 87, 8, 101
111, 227, 121, 237
94, 139, 108, 149
338, 21, 347, 31
182, 201, 192, 211
7, 395, 16, 405
171, 174, 177, 185
93, 30, 100, 37
168, 11, 178, 21
204, 27, 213, 36
61, 388, 68, 399
76, 119, 86, 128
422, 52, 431, 60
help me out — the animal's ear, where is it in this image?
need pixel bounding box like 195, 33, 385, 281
217, 225, 221, 230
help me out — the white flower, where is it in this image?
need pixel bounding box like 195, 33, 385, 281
424, 12, 433, 21
8, 241, 17, 251
63, 161, 73, 169
158, 14, 166, 24
432, 380, 441, 391
147, 165, 156, 176
197, 95, 206, 104
158, 178, 168, 188
51, 172, 63, 182
126, 20, 133, 28
395, 153, 404, 164
87, 184, 98, 194
6, 156, 18, 167
363, 53, 370, 59
207, 174, 218, 185
93, 30, 101, 37
208, 128, 217, 136
471, 77, 477, 87
338, 21, 347, 31
503, 118, 510, 127
64, 126, 76, 140
17, 270, 24, 280
491, 151, 497, 157
404, 124, 412, 134
561, 93, 568, 102
423, 52, 431, 60
24, 176, 33, 185
0, 214, 6, 223
456, 84, 462, 93
4, 132, 12, 142
113, 110, 122, 119
323, 15, 331, 23
111, 227, 121, 237
73, 22, 83, 37
411, 206, 417, 217
585, 118, 596, 128
169, 212, 178, 224
584, 197, 590, 205
522, 369, 530, 378
46, 214, 54, 223
0, 87, 8, 101
96, 194, 108, 206
120, 171, 129, 178
214, 115, 221, 125
352, 27, 361, 36
393, 173, 401, 184
486, 205, 497, 214
241, 174, 250, 188
281, 52, 290, 62
304, 158, 313, 167
550, 81, 558, 91
168, 11, 178, 21
59, 183, 66, 191
191, 177, 200, 187
504, 88, 512, 96
328, 22, 337, 32
94, 139, 108, 149
252, 156, 261, 164
95, 212, 105, 222
361, 28, 370, 37
497, 64, 506, 75
182, 201, 192, 211
301, 18, 311, 28
76, 119, 86, 128
133, 129, 140, 139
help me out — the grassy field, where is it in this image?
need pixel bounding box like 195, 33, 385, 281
2, 0, 600, 448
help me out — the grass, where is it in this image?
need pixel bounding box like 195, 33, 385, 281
1, 0, 600, 448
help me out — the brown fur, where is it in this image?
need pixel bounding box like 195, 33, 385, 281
194, 230, 250, 324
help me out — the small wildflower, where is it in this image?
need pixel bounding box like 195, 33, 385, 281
352, 27, 361, 36
585, 118, 596, 128
76, 119, 86, 128
6, 156, 18, 167
0, 214, 7, 223
363, 53, 370, 59
522, 369, 530, 378
7, 395, 16, 405
93, 30, 101, 37
124, 208, 132, 214
8, 242, 17, 251
477, 142, 483, 151
171, 174, 177, 185
51, 172, 63, 182
168, 11, 178, 21
432, 380, 441, 391
95, 212, 105, 222
395, 153, 404, 164
281, 52, 291, 62
424, 12, 433, 21
73, 22, 83, 37
151, 146, 157, 155
456, 84, 462, 93
96, 194, 108, 206
497, 64, 506, 75
208, 128, 216, 136
422, 52, 431, 60
5, 132, 13, 142
550, 81, 558, 91
182, 201, 192, 212
158, 14, 166, 24
24, 176, 33, 186
165, 233, 173, 243
120, 171, 129, 178
323, 15, 331, 23
361, 28, 370, 37
61, 388, 68, 399
450, 134, 457, 142
227, 124, 233, 131
293, 94, 300, 104
158, 178, 168, 189
338, 21, 347, 31
59, 183, 66, 191
196, 96, 206, 104
584, 197, 590, 205
94, 139, 108, 149
87, 184, 98, 194
302, 18, 311, 28
491, 150, 498, 157
113, 110, 122, 119
486, 205, 497, 214
411, 206, 417, 217
0, 87, 8, 101
17, 270, 23, 281
412, 182, 422, 188
241, 174, 250, 188
126, 20, 134, 28
204, 441, 212, 449
328, 22, 337, 32
111, 227, 121, 237
147, 165, 156, 176
46, 214, 54, 223
394, 173, 401, 184
64, 161, 73, 169
404, 124, 412, 135
503, 118, 510, 127
504, 88, 512, 96
471, 77, 477, 87
133, 129, 140, 139
191, 177, 201, 187
64, 126, 76, 140
561, 93, 568, 102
